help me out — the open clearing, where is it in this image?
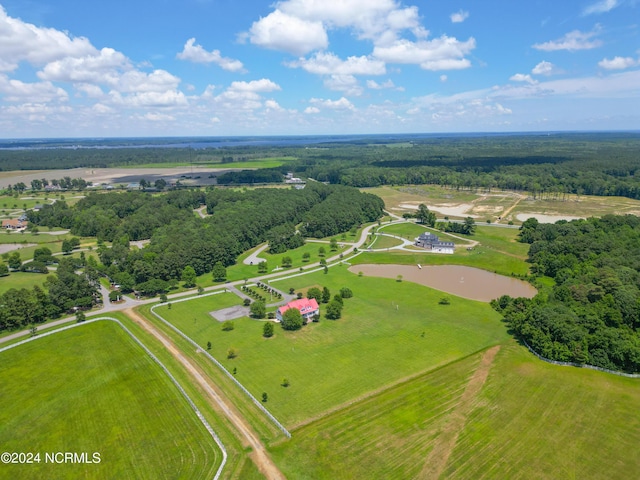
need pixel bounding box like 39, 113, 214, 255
0, 320, 222, 479
153, 266, 509, 426
270, 341, 640, 479
368, 185, 640, 224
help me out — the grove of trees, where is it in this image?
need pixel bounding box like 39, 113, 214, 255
494, 214, 640, 373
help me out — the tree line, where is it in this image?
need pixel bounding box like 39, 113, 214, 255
493, 215, 640, 373
7, 183, 382, 330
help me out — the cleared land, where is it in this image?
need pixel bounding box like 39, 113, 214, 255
0, 321, 222, 479
368, 185, 640, 224
154, 266, 509, 426
270, 341, 640, 480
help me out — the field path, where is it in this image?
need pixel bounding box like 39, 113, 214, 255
497, 193, 526, 224
419, 345, 501, 479
123, 308, 287, 480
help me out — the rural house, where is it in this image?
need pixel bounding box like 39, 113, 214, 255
2, 218, 28, 230
415, 232, 454, 254
276, 298, 320, 323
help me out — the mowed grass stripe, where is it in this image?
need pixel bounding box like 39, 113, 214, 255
442, 343, 640, 479
270, 352, 484, 480
0, 321, 222, 480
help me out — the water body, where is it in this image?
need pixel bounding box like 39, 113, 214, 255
0, 131, 600, 151
350, 264, 537, 302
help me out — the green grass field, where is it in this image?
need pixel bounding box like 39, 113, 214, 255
0, 320, 223, 479
270, 342, 640, 479
369, 234, 404, 249
155, 266, 508, 426
0, 271, 48, 295
352, 244, 530, 277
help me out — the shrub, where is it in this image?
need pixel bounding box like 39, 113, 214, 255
263, 322, 274, 338
222, 321, 235, 331
339, 287, 353, 298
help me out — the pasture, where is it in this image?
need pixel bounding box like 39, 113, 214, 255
0, 320, 223, 479
154, 266, 508, 426
270, 342, 640, 479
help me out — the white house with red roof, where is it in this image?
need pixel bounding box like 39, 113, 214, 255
276, 298, 320, 323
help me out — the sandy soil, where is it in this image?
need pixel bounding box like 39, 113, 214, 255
516, 213, 584, 223
396, 202, 478, 218
349, 264, 536, 301
0, 167, 243, 189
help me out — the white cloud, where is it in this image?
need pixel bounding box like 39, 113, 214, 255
247, 9, 328, 55
0, 75, 69, 103
367, 79, 397, 89
583, 0, 619, 15
144, 112, 175, 122
450, 10, 469, 23
510, 73, 538, 84
373, 36, 475, 70
38, 48, 130, 85
304, 106, 320, 114
287, 52, 386, 75
264, 99, 284, 110
533, 26, 602, 52
0, 6, 96, 71
227, 79, 281, 93
440, 75, 448, 82
324, 75, 363, 96
245, 0, 428, 54
278, 0, 421, 43
310, 96, 356, 110
532, 61, 557, 76
176, 38, 245, 72
598, 56, 639, 70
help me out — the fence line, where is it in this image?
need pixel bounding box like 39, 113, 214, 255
150, 304, 292, 439
522, 339, 640, 379
0, 317, 228, 480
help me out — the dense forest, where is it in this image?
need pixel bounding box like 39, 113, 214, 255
493, 215, 640, 373
0, 183, 383, 332
2, 133, 640, 199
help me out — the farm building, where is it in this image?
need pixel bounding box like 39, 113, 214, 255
276, 298, 320, 323
415, 232, 454, 254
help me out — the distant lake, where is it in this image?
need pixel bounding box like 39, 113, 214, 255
0, 131, 597, 151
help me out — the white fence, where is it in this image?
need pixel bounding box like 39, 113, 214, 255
522, 339, 640, 379
151, 303, 292, 439
0, 317, 228, 480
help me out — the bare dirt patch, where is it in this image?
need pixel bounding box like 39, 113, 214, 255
516, 213, 584, 223
349, 264, 536, 302
210, 305, 250, 322
0, 243, 36, 254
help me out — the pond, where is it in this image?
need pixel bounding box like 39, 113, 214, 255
349, 264, 537, 302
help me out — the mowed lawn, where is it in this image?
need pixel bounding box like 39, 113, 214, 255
271, 342, 640, 480
443, 343, 640, 479
0, 321, 222, 480
154, 267, 509, 426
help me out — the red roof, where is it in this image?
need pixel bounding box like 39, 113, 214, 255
278, 298, 319, 315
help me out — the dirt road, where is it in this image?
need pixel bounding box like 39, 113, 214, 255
123, 308, 286, 480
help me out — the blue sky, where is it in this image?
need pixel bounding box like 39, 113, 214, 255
0, 0, 638, 137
